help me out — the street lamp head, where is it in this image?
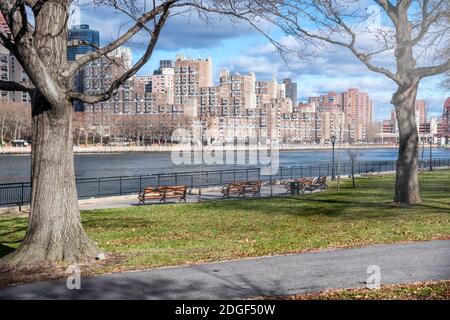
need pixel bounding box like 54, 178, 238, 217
331, 135, 336, 145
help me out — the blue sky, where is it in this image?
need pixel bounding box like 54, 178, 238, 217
74, 2, 448, 122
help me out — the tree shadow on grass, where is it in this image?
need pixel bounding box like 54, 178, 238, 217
0, 244, 16, 259
0, 226, 27, 239
199, 191, 450, 221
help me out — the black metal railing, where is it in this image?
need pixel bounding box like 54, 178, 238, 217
1, 158, 449, 207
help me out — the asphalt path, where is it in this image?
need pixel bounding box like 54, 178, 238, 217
0, 240, 448, 299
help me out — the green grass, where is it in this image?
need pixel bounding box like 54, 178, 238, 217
264, 280, 450, 300
1, 170, 449, 274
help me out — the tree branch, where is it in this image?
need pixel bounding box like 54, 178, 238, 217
284, 22, 399, 83
373, 0, 398, 25
0, 0, 34, 44
64, 0, 176, 78
0, 79, 34, 92
67, 39, 100, 49
409, 0, 446, 46
417, 59, 450, 78
69, 3, 171, 104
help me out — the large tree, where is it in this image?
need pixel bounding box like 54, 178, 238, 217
0, 0, 274, 268
262, 0, 449, 204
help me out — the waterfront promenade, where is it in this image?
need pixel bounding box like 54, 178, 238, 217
0, 184, 297, 214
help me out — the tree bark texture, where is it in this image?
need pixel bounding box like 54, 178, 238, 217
392, 84, 421, 204
0, 1, 100, 267
1, 93, 99, 267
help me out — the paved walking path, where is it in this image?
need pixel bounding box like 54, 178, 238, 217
0, 240, 448, 299
78, 184, 291, 211
0, 184, 294, 213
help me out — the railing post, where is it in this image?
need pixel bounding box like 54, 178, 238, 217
270, 171, 273, 197
233, 170, 236, 183
98, 177, 101, 197
291, 167, 293, 179
157, 174, 160, 187
309, 165, 312, 177
191, 173, 194, 188
139, 175, 142, 192
20, 182, 24, 211
258, 167, 261, 181
175, 173, 178, 186
119, 177, 122, 195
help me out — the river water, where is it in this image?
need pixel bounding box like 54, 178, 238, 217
1, 148, 449, 183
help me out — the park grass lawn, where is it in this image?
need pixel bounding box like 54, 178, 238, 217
0, 170, 449, 275
259, 280, 450, 300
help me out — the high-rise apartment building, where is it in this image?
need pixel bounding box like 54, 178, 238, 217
0, 45, 9, 101
147, 67, 175, 104
0, 12, 11, 101
109, 47, 132, 70
0, 13, 30, 103
159, 60, 173, 69
67, 24, 100, 61
8, 55, 30, 103
82, 54, 130, 113
174, 55, 213, 105
415, 99, 427, 124
255, 79, 277, 106
218, 70, 257, 109
69, 24, 100, 111
310, 92, 342, 113
283, 78, 298, 106
342, 88, 373, 125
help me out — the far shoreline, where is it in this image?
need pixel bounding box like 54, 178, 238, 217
1, 143, 447, 155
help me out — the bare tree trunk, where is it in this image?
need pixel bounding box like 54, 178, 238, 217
13, 117, 19, 140
1, 93, 99, 267
77, 130, 81, 146
392, 84, 421, 204
0, 116, 4, 144
17, 123, 22, 140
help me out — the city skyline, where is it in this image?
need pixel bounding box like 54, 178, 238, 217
69, 3, 448, 121
1, 7, 446, 122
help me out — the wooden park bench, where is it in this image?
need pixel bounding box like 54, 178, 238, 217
298, 177, 314, 194
304, 175, 328, 193
138, 186, 165, 204
221, 182, 245, 199
244, 181, 261, 197
162, 185, 187, 203
138, 185, 187, 204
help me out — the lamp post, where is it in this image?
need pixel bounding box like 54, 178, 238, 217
429, 136, 433, 171
331, 135, 336, 180
198, 117, 204, 202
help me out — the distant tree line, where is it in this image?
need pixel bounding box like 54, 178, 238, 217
0, 101, 31, 144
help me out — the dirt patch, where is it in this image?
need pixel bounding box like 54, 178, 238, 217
0, 253, 126, 288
